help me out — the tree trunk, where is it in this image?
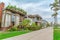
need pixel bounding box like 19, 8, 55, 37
54, 16, 57, 25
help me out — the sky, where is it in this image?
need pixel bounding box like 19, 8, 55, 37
0, 0, 60, 23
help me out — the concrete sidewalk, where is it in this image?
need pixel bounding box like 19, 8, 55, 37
4, 27, 53, 40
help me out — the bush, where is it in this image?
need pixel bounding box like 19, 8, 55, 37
21, 19, 31, 26
18, 22, 42, 31
8, 19, 44, 31
8, 25, 19, 31
18, 19, 31, 31
26, 22, 42, 31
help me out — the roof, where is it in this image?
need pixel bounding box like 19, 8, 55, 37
27, 15, 42, 19
5, 8, 26, 16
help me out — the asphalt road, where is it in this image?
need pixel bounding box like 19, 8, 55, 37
4, 27, 53, 40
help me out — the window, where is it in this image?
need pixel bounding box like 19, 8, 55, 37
11, 14, 16, 25
1, 13, 5, 27
11, 14, 20, 26
5, 14, 11, 27
15, 15, 20, 25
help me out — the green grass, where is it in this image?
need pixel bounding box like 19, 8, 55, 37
54, 26, 60, 40
0, 30, 31, 40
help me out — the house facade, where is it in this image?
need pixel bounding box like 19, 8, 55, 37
25, 14, 48, 28
0, 3, 26, 31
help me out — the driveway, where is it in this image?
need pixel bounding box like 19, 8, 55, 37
4, 27, 53, 40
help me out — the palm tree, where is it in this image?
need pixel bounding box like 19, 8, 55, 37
50, 0, 59, 25
52, 12, 58, 25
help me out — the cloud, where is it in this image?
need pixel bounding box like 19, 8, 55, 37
18, 1, 53, 20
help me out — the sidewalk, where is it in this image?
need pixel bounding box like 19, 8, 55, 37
4, 27, 53, 40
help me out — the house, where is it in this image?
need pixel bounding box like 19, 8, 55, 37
0, 3, 27, 31
25, 14, 42, 26
25, 14, 48, 28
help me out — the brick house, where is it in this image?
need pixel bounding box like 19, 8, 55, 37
0, 3, 26, 31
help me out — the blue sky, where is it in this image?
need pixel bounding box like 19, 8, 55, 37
0, 0, 60, 23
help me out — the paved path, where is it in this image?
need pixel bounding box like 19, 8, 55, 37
4, 27, 53, 40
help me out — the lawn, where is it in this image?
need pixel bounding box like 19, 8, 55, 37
0, 30, 31, 40
54, 27, 60, 40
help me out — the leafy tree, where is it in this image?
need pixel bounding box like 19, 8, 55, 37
18, 19, 31, 30
21, 19, 31, 27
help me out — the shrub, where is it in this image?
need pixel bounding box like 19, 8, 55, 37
8, 25, 19, 31
21, 19, 31, 26
27, 22, 42, 31
18, 19, 31, 30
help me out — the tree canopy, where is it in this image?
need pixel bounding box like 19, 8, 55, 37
50, 0, 59, 11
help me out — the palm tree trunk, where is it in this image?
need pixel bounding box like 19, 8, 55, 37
54, 16, 57, 25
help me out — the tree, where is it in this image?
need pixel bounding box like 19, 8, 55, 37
52, 12, 58, 25
21, 19, 31, 27
50, 0, 59, 25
